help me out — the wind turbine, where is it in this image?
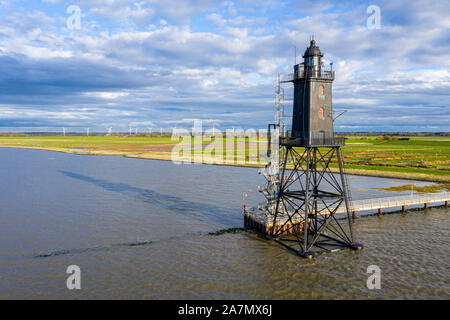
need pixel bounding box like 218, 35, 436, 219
62, 127, 66, 137
86, 128, 90, 136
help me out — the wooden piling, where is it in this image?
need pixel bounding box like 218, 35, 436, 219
378, 208, 382, 215
424, 203, 429, 209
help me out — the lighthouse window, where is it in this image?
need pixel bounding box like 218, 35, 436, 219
319, 85, 325, 98
318, 107, 325, 120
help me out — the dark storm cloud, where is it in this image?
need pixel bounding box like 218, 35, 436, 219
0, 54, 153, 95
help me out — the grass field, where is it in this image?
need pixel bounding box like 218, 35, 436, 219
0, 135, 449, 182
327, 136, 450, 181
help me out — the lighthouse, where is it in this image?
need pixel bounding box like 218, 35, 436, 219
291, 39, 334, 145
248, 39, 363, 258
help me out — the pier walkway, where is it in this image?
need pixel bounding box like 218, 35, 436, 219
339, 192, 450, 217
245, 192, 449, 235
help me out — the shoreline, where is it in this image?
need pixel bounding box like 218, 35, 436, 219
1, 145, 449, 183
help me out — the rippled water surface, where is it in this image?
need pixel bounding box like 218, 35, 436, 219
0, 148, 448, 299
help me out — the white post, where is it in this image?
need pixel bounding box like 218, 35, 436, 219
87, 128, 89, 136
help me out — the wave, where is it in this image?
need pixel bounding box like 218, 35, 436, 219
34, 240, 153, 258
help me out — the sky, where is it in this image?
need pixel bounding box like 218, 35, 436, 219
0, 0, 449, 133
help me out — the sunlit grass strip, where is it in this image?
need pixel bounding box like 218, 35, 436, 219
0, 135, 448, 181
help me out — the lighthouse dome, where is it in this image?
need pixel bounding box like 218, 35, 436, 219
303, 39, 323, 57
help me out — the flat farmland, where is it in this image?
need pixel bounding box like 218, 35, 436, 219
0, 135, 448, 182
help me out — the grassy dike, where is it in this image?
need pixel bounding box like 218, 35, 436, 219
0, 135, 449, 182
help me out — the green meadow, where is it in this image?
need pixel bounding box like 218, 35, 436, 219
0, 135, 448, 182
336, 136, 450, 179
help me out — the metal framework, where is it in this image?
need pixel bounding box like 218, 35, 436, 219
255, 65, 362, 258
259, 139, 362, 258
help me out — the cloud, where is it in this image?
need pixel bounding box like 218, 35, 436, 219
0, 0, 448, 132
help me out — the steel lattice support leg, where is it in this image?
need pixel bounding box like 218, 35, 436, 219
269, 145, 363, 257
